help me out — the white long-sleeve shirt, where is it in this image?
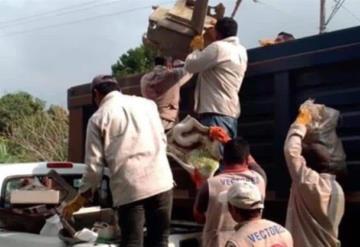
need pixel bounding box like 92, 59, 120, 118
225, 219, 293, 247
284, 123, 345, 247
140, 65, 191, 127
80, 91, 174, 206
184, 36, 248, 118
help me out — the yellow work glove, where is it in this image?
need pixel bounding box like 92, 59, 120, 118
259, 38, 276, 47
62, 194, 87, 219
295, 108, 312, 126
190, 35, 204, 51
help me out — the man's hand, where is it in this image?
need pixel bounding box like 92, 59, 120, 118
296, 108, 312, 126
190, 35, 204, 51
62, 194, 88, 219
209, 126, 231, 144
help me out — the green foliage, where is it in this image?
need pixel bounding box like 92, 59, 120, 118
0, 138, 16, 163
111, 45, 156, 78
0, 92, 45, 133
0, 93, 68, 163
8, 109, 68, 162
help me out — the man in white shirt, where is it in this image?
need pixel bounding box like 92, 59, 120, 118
223, 181, 293, 247
141, 57, 192, 131
184, 17, 248, 138
284, 108, 345, 247
63, 75, 174, 247
193, 137, 267, 247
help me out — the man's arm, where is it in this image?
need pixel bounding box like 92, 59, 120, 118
152, 68, 192, 94
62, 118, 106, 218
283, 123, 309, 182
79, 118, 105, 195
248, 158, 267, 185
193, 181, 209, 224
184, 44, 219, 74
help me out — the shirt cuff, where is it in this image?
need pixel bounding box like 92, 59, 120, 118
289, 123, 307, 139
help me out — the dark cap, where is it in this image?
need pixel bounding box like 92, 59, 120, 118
91, 74, 118, 89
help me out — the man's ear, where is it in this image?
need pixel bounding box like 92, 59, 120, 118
93, 89, 103, 106
94, 89, 100, 97
228, 203, 239, 222
245, 155, 250, 165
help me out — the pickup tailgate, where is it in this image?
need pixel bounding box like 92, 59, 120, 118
0, 232, 66, 247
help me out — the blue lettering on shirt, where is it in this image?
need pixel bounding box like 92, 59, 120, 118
254, 232, 261, 241
247, 225, 286, 243
220, 176, 258, 186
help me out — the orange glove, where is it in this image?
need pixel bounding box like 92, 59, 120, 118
296, 108, 312, 125
209, 126, 231, 144
259, 38, 276, 47
190, 35, 204, 50
62, 194, 87, 219
191, 168, 203, 189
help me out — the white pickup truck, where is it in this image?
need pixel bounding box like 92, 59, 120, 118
0, 162, 201, 247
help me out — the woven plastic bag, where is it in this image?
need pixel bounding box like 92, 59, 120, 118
300, 100, 346, 173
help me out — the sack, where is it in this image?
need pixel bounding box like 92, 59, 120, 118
167, 115, 221, 187
300, 100, 346, 173
40, 214, 63, 236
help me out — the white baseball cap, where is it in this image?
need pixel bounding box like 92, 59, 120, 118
219, 180, 264, 210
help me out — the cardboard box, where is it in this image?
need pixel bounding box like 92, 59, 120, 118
73, 207, 115, 229
10, 190, 60, 204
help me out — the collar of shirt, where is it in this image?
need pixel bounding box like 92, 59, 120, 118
234, 220, 253, 231
320, 173, 336, 180
223, 164, 249, 173
220, 36, 240, 45
153, 65, 167, 73
99, 90, 121, 107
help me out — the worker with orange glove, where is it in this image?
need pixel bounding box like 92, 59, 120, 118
184, 17, 248, 139
63, 74, 174, 247
193, 137, 267, 247
284, 106, 345, 247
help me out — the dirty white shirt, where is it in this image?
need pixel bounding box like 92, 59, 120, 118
202, 170, 266, 247
284, 123, 345, 247
225, 219, 293, 247
141, 65, 191, 128
80, 91, 174, 206
184, 36, 248, 118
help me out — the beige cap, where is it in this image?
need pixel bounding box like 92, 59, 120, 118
219, 180, 264, 210
91, 75, 118, 89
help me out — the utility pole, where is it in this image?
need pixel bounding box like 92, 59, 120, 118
320, 0, 326, 33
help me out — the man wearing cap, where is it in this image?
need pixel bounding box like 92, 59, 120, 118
141, 57, 192, 132
283, 108, 345, 247
63, 75, 174, 247
223, 181, 293, 247
184, 17, 248, 138
193, 137, 267, 247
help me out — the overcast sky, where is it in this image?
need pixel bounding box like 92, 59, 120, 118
0, 0, 359, 107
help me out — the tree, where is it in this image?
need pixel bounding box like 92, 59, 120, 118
8, 108, 68, 161
0, 138, 16, 163
0, 92, 69, 162
111, 45, 156, 78
0, 92, 45, 134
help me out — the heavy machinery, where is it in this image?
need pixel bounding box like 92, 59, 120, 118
143, 0, 223, 59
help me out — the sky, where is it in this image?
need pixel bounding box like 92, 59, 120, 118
0, 0, 359, 107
